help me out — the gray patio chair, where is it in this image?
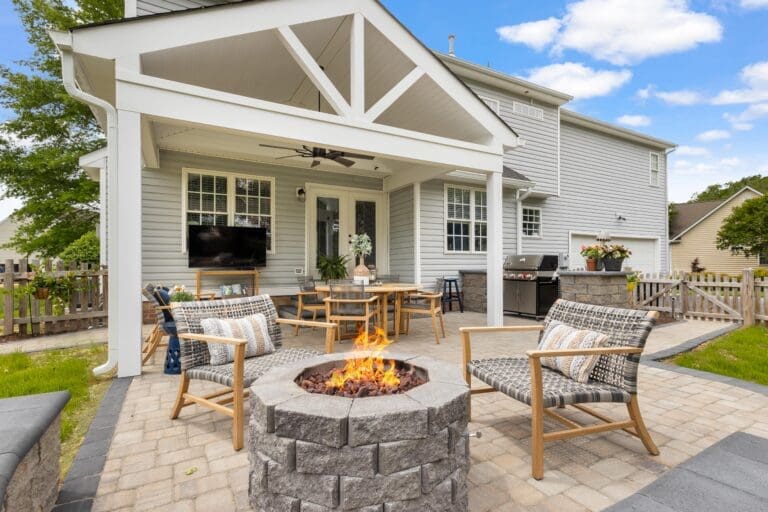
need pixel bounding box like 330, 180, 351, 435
325, 280, 379, 340
460, 299, 659, 479
170, 295, 336, 450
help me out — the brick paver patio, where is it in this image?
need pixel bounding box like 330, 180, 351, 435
91, 314, 768, 511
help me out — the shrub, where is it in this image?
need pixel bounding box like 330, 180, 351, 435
59, 232, 100, 265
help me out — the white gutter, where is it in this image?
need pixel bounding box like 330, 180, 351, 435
52, 30, 119, 377
516, 187, 533, 254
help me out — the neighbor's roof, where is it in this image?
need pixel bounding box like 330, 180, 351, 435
670, 186, 764, 241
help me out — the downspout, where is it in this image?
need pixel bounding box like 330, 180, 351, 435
54, 33, 119, 377
664, 146, 676, 273
516, 187, 533, 255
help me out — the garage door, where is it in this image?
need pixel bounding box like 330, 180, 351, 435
570, 234, 658, 273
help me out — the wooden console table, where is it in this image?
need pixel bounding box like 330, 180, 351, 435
195, 269, 260, 299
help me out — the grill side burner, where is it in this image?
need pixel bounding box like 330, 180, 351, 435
503, 254, 559, 318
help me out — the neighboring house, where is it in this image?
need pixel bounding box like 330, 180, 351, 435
53, 0, 674, 376
0, 216, 26, 262
670, 186, 765, 273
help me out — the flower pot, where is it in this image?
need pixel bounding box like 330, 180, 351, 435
603, 257, 624, 271
34, 287, 50, 300
585, 258, 598, 271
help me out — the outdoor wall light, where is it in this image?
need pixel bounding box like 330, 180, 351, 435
615, 213, 627, 221
596, 230, 611, 242
296, 187, 306, 202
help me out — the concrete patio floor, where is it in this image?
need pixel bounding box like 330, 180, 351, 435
89, 314, 768, 511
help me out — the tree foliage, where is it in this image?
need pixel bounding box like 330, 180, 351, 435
716, 195, 768, 258
691, 175, 768, 203
59, 231, 100, 264
0, 0, 122, 258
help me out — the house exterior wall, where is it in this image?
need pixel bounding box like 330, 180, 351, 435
388, 185, 415, 282
519, 121, 669, 271
670, 189, 762, 273
0, 217, 26, 261
466, 81, 560, 197
418, 179, 518, 287
142, 150, 381, 293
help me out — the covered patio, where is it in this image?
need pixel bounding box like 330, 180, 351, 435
52, 0, 522, 378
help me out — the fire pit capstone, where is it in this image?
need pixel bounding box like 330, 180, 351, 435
248, 352, 470, 512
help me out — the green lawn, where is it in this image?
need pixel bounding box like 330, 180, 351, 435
672, 326, 768, 386
0, 345, 111, 476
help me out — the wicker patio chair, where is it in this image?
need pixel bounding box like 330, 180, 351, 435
170, 295, 336, 450
325, 280, 379, 340
141, 284, 174, 366
460, 299, 660, 479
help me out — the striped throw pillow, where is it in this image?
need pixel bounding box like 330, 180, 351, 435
201, 313, 274, 365
538, 320, 608, 383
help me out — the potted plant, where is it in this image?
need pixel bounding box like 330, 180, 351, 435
603, 244, 631, 271
349, 233, 373, 283
317, 255, 349, 282
580, 244, 603, 271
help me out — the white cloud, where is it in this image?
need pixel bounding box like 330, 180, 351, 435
676, 145, 711, 156
711, 61, 768, 104
498, 0, 723, 65
636, 84, 654, 100
670, 159, 717, 176
526, 62, 632, 99
656, 89, 705, 105
719, 157, 742, 166
496, 18, 562, 51
723, 102, 768, 130
741, 0, 768, 9
696, 129, 731, 141
616, 114, 651, 127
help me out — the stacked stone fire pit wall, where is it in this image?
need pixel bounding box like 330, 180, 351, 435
248, 353, 470, 512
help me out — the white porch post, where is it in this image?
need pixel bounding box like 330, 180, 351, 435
486, 170, 504, 326
111, 109, 143, 377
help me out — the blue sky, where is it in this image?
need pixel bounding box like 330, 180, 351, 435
0, 0, 766, 218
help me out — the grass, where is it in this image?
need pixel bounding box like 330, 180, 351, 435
672, 326, 768, 386
0, 344, 111, 476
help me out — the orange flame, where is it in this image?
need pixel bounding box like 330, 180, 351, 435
326, 327, 400, 390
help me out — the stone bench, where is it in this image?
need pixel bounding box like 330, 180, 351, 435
0, 391, 70, 512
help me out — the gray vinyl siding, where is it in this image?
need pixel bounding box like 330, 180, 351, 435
142, 150, 381, 292
467, 81, 559, 196
388, 186, 414, 282
521, 122, 668, 269
418, 179, 518, 287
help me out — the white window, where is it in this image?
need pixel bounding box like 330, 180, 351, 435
513, 101, 544, 121
183, 169, 275, 253
478, 96, 500, 114
445, 185, 487, 253
760, 252, 768, 266
650, 153, 660, 187
522, 207, 542, 237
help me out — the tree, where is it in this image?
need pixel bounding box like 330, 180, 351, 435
691, 174, 768, 203
716, 195, 768, 258
59, 231, 100, 265
0, 0, 122, 258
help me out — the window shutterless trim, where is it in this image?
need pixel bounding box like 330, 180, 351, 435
649, 152, 660, 188
444, 183, 488, 254
521, 206, 543, 239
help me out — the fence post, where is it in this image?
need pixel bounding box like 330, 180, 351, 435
3, 259, 13, 336
679, 279, 688, 318
742, 268, 755, 326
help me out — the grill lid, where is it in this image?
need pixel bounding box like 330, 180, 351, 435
504, 254, 559, 271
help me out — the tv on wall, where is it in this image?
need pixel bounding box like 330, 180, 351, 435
188, 225, 268, 268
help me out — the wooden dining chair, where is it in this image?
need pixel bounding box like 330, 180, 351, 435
292, 276, 326, 335
401, 277, 445, 344
324, 280, 379, 340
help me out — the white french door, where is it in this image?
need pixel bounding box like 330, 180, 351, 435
306, 185, 387, 278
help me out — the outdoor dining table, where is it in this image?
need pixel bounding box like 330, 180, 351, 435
315, 282, 420, 340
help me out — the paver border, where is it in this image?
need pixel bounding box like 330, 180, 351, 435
52, 377, 133, 512
642, 322, 768, 396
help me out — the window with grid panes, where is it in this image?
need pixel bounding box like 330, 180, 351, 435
522, 207, 541, 237
187, 172, 228, 226
234, 177, 273, 251
474, 190, 487, 252
445, 185, 487, 253
650, 153, 660, 187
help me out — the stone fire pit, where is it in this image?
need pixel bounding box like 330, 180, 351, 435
248, 352, 470, 511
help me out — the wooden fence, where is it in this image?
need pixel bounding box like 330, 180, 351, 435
1, 258, 108, 337
633, 268, 766, 325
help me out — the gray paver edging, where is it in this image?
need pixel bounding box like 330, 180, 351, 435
53, 377, 133, 512
641, 322, 768, 396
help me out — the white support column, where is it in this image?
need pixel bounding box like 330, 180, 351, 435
112, 109, 143, 377
486, 171, 504, 326
413, 182, 421, 285
350, 12, 365, 119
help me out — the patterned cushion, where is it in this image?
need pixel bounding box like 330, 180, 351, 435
201, 313, 274, 365
538, 321, 608, 383
468, 356, 630, 408
187, 347, 321, 387
542, 300, 656, 394
172, 295, 283, 370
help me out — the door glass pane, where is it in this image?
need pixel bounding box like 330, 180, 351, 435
355, 200, 376, 267
316, 197, 340, 267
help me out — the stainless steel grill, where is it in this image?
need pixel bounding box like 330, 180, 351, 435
503, 254, 559, 318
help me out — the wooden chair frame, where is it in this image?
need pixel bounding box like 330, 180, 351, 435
141, 295, 172, 366
401, 291, 446, 344
294, 289, 327, 335
324, 295, 380, 340
170, 317, 336, 450
460, 318, 659, 480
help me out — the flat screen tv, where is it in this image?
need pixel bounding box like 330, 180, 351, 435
188, 225, 268, 268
